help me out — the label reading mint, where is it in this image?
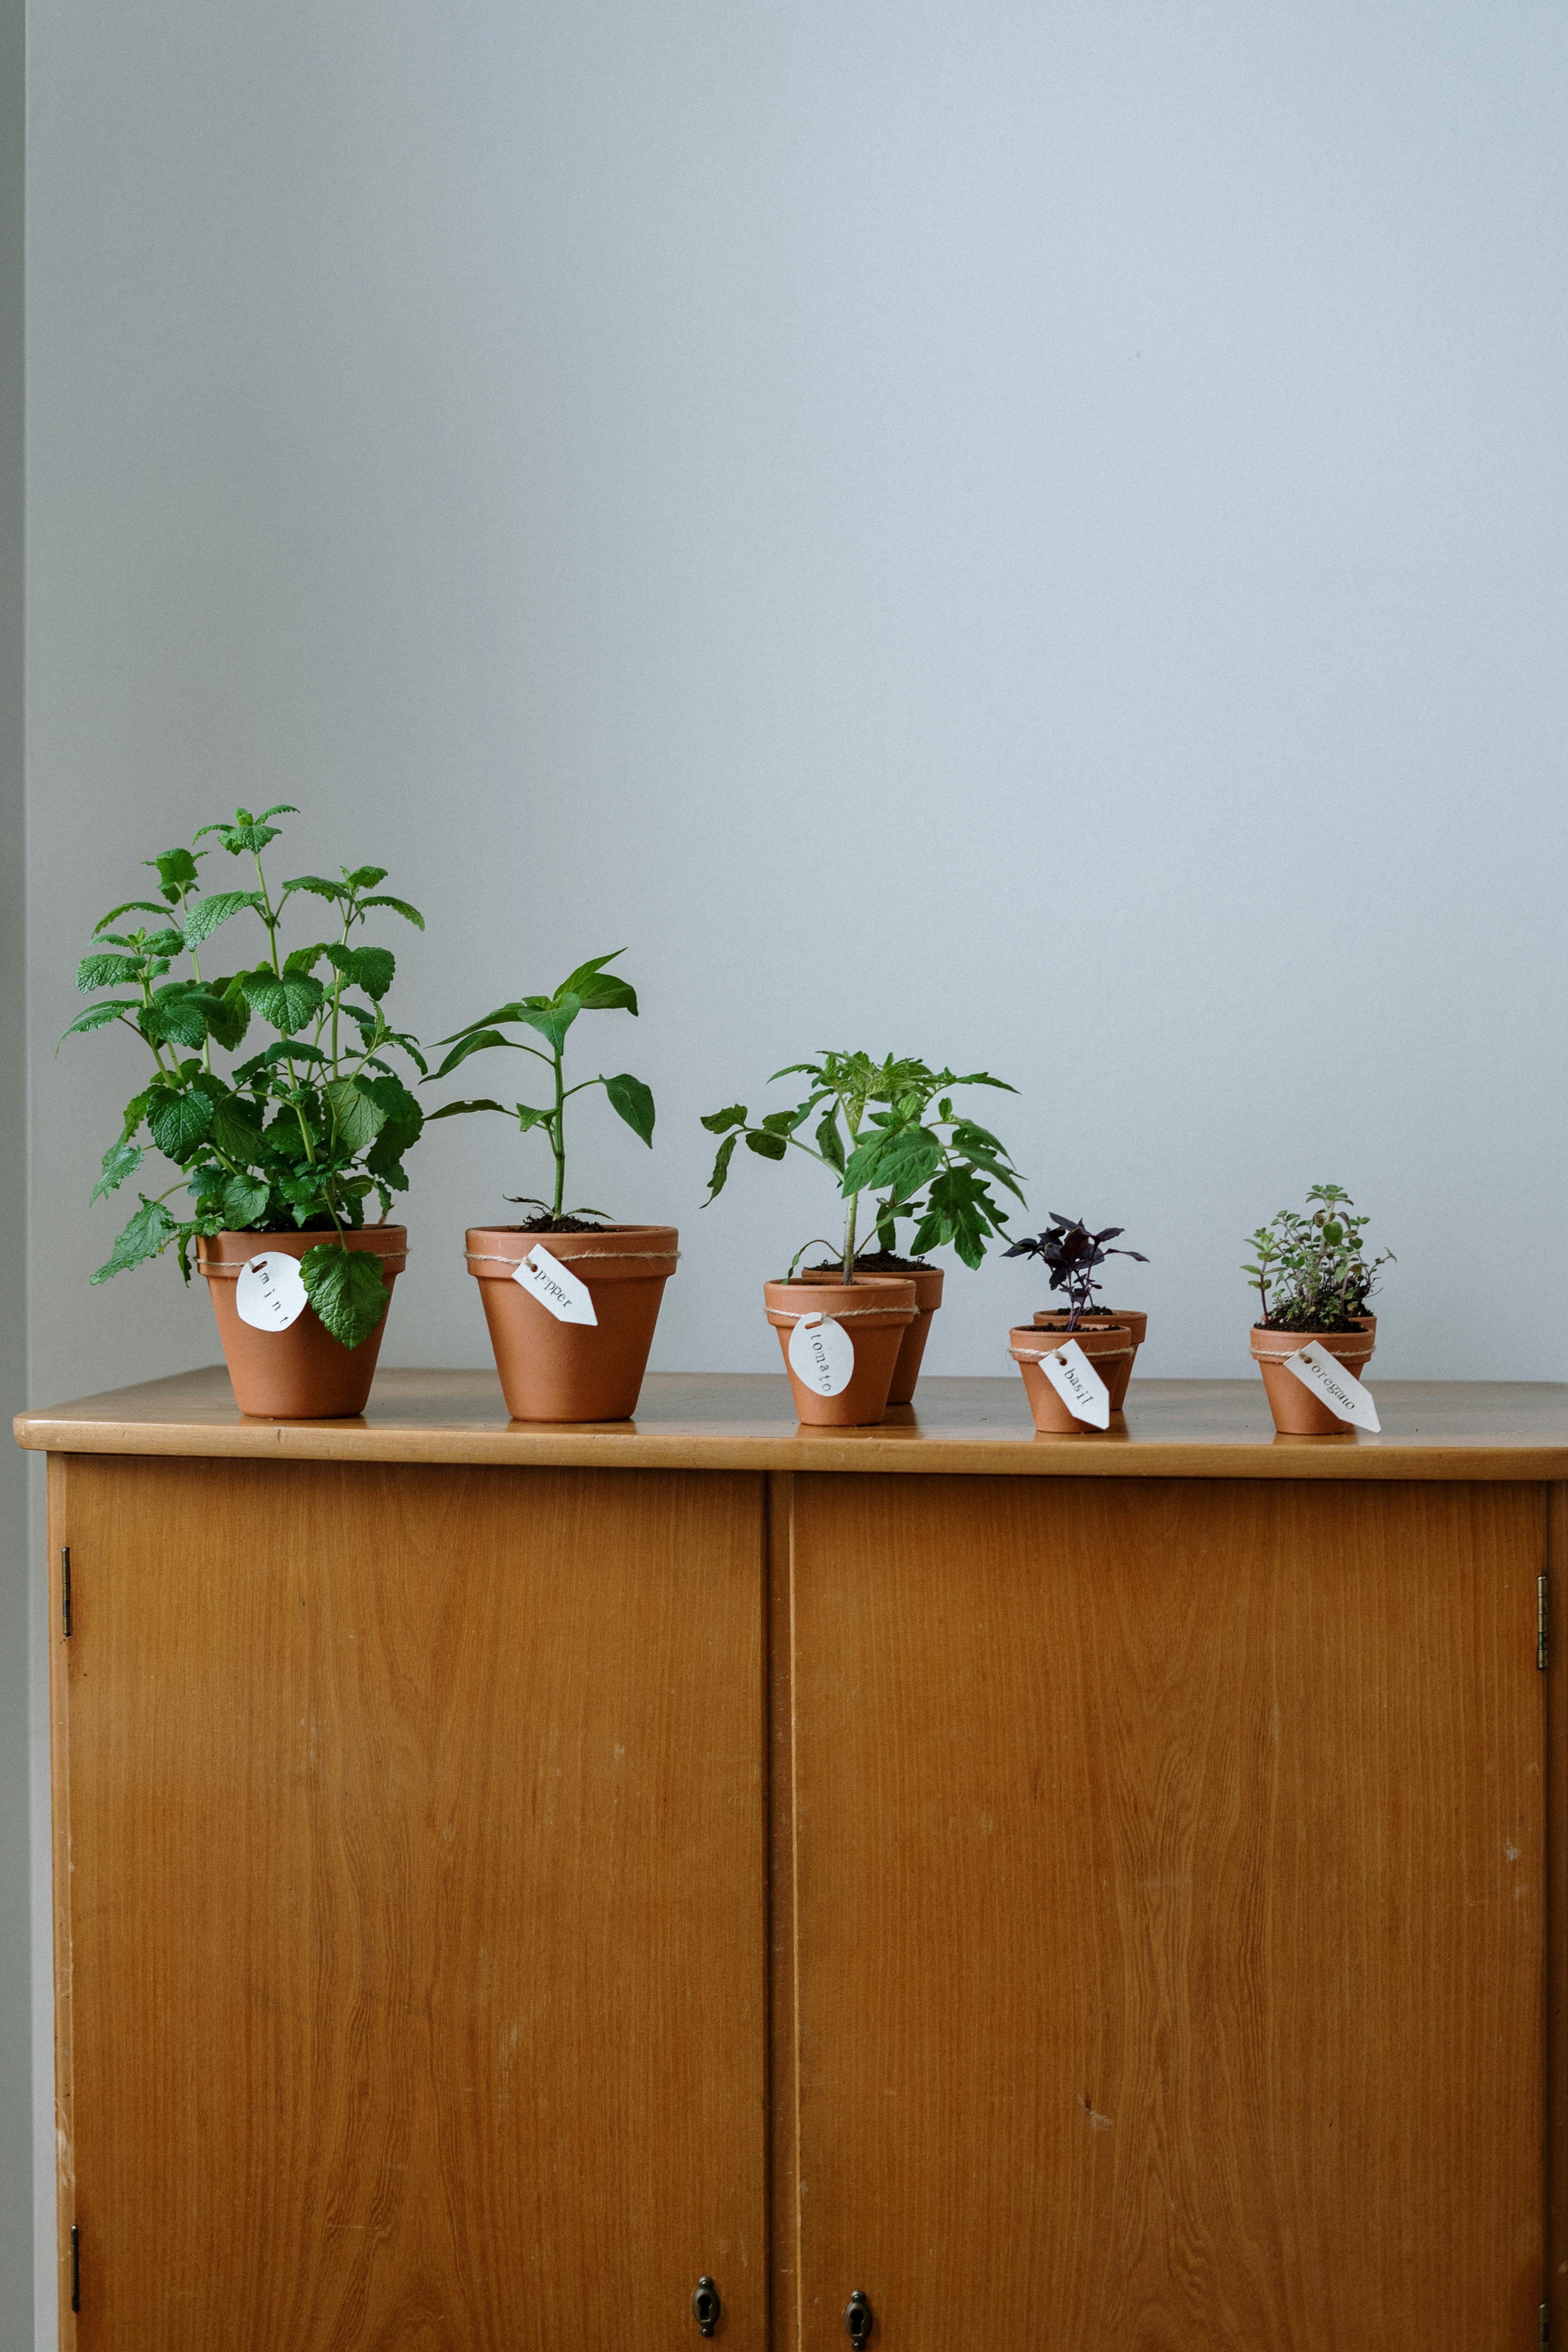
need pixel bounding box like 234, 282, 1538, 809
788, 1312, 855, 1398
1038, 1338, 1111, 1430
512, 1243, 598, 1326
1284, 1338, 1380, 1431
234, 1251, 309, 1334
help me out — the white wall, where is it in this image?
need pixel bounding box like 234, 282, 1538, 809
19, 10, 1568, 2328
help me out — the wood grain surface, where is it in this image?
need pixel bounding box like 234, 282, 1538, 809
787, 1474, 1546, 2350
55, 1454, 767, 2352
16, 1367, 1568, 1481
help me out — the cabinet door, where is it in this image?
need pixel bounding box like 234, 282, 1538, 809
786, 1474, 1544, 2351
54, 1455, 766, 2351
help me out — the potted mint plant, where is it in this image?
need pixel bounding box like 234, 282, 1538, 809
700, 1051, 1025, 1422
1243, 1183, 1390, 1433
67, 806, 426, 1417
428, 953, 674, 1421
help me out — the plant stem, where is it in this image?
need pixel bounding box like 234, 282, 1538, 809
552, 1044, 566, 1220
842, 1189, 859, 1283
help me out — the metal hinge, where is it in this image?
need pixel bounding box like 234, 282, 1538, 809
70, 2223, 80, 2314
1539, 1573, 1549, 1672
61, 1548, 72, 1640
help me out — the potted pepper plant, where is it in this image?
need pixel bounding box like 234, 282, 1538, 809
428, 953, 673, 1421
700, 1050, 1025, 1423
67, 805, 426, 1417
1243, 1183, 1391, 1434
1003, 1214, 1148, 1429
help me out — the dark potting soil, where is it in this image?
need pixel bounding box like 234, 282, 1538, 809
1254, 1315, 1371, 1334
503, 1212, 621, 1234
808, 1253, 933, 1274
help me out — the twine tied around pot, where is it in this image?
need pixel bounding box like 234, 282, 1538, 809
766, 1303, 915, 1326
1010, 1341, 1133, 1365
200, 1247, 410, 1278
463, 1248, 681, 1269
1250, 1340, 1372, 1364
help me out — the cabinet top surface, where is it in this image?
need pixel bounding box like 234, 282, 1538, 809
14, 1367, 1568, 1479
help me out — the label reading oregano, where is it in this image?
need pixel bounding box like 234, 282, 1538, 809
1283, 1338, 1380, 1431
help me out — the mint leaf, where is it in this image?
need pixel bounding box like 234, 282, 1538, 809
323, 1079, 387, 1154
220, 1173, 271, 1227
300, 1243, 389, 1348
91, 1140, 143, 1201
326, 942, 395, 1001
78, 953, 143, 991
181, 890, 258, 946
241, 968, 325, 1035
61, 998, 138, 1040
359, 894, 424, 929
147, 1085, 215, 1161
92, 1195, 178, 1283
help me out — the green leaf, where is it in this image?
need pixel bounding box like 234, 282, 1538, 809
220, 1173, 271, 1227
343, 864, 388, 889
516, 994, 580, 1054
91, 1140, 143, 1201
92, 1194, 178, 1283
77, 953, 143, 991
142, 929, 187, 956
281, 874, 347, 905
60, 998, 138, 1041
604, 1072, 655, 1146
703, 1131, 740, 1201
258, 803, 299, 822
514, 1103, 553, 1133
700, 1104, 748, 1134
843, 1127, 941, 1202
241, 968, 325, 1036
428, 1027, 519, 1082
744, 1129, 788, 1161
358, 894, 424, 929
323, 1079, 388, 1154
142, 990, 211, 1051
145, 847, 200, 893
283, 942, 328, 976
560, 952, 637, 1015
203, 975, 252, 1052
300, 1243, 390, 1348
181, 890, 258, 946
426, 1098, 512, 1120
326, 942, 395, 1001
146, 1085, 215, 1161
94, 900, 170, 933
815, 1107, 846, 1173
363, 1075, 423, 1173
210, 1092, 264, 1158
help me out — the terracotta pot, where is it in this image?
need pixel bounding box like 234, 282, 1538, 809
1009, 1322, 1131, 1434
764, 1278, 916, 1426
466, 1225, 677, 1421
1249, 1323, 1377, 1435
1034, 1307, 1146, 1409
197, 1225, 406, 1419
796, 1263, 945, 1404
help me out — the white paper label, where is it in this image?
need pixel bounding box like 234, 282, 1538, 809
788, 1312, 856, 1397
512, 1243, 598, 1326
234, 1251, 309, 1334
1283, 1338, 1381, 1431
1037, 1338, 1111, 1430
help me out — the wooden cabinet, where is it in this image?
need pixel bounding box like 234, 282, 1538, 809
19, 1370, 1568, 2351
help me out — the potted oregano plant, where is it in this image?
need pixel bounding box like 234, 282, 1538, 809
428, 953, 674, 1421
67, 805, 426, 1417
1243, 1183, 1390, 1433
1004, 1211, 1150, 1415
700, 1051, 1025, 1423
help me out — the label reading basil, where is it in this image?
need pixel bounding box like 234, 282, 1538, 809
1037, 1338, 1111, 1430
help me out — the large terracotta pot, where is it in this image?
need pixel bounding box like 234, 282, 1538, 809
1249, 1323, 1376, 1435
1009, 1322, 1131, 1434
763, 1278, 916, 1426
796, 1263, 945, 1404
1034, 1307, 1146, 1409
197, 1225, 406, 1419
466, 1225, 678, 1422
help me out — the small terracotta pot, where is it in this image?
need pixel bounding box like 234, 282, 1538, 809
197, 1225, 406, 1419
1249, 1324, 1376, 1435
1010, 1322, 1131, 1434
763, 1278, 916, 1426
796, 1263, 945, 1404
466, 1225, 678, 1422
1034, 1307, 1146, 1409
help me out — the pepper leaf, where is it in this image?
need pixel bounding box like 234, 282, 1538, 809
604, 1072, 655, 1146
